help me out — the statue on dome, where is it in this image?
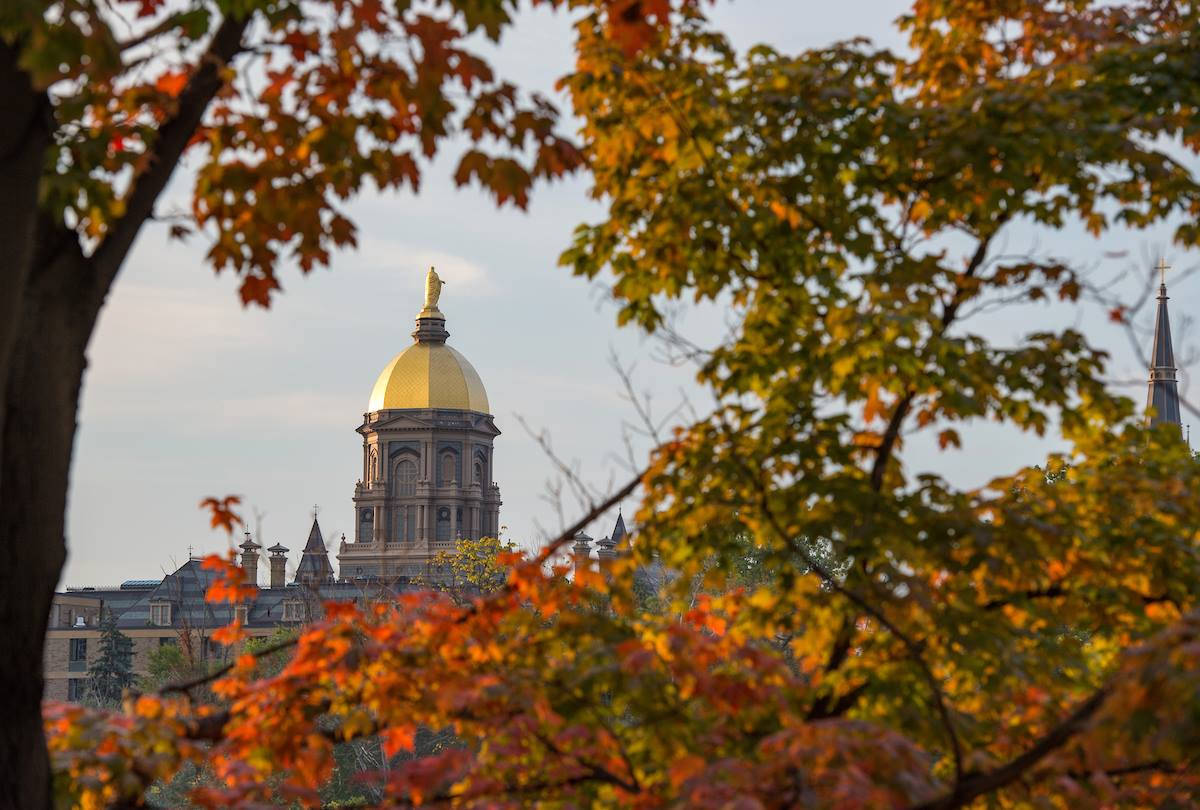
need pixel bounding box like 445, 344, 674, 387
423, 266, 445, 313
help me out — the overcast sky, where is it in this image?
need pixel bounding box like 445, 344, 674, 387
61, 1, 1195, 587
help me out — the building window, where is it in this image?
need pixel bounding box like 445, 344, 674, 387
159, 637, 174, 647
69, 638, 87, 663
235, 605, 249, 625
67, 679, 84, 702
396, 459, 417, 496
474, 460, 483, 485
150, 601, 172, 627
202, 637, 223, 660
440, 453, 456, 486
282, 601, 304, 622
436, 508, 450, 541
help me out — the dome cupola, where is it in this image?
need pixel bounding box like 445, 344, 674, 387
367, 268, 490, 414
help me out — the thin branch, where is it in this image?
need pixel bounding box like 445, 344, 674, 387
158, 636, 297, 696
870, 230, 999, 491
736, 461, 966, 785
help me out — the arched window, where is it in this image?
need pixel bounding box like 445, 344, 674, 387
369, 447, 378, 481
440, 453, 456, 486
395, 459, 417, 496
436, 508, 450, 541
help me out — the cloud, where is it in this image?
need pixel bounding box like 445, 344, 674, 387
351, 237, 498, 296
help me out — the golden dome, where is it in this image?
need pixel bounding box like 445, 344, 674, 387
368, 343, 490, 413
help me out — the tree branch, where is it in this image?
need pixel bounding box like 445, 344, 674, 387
909, 685, 1111, 810
869, 231, 1000, 491
86, 12, 249, 314
736, 463, 966, 784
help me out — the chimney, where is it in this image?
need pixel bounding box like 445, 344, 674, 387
267, 543, 289, 589
571, 530, 592, 576
238, 532, 261, 586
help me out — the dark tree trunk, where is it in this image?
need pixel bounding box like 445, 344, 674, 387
0, 17, 245, 808
0, 41, 60, 810
0, 247, 91, 810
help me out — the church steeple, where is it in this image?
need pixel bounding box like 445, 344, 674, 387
1147, 258, 1182, 432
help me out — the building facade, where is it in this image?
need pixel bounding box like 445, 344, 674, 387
44, 524, 385, 701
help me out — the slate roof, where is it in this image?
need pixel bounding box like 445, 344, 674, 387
610, 512, 627, 545
1147, 280, 1183, 430
62, 558, 411, 632
295, 518, 335, 584
113, 558, 234, 631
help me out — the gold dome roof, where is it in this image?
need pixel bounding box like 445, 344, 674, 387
368, 343, 490, 413
367, 268, 490, 413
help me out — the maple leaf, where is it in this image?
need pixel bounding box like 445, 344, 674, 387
155, 71, 189, 97
381, 725, 416, 757
199, 495, 242, 534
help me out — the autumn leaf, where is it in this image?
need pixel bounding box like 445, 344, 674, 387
199, 495, 242, 534
155, 71, 189, 97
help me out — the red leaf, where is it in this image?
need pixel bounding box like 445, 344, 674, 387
239, 273, 280, 308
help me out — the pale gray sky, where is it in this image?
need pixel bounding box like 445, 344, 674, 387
62, 1, 1192, 586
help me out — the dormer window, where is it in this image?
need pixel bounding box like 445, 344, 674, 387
149, 600, 172, 627
282, 600, 304, 622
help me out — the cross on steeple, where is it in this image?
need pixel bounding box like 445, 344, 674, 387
312, 504, 320, 520
1158, 256, 1170, 286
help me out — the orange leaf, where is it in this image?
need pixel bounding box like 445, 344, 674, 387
155, 71, 189, 97
381, 725, 416, 757
937, 429, 961, 450
199, 496, 242, 534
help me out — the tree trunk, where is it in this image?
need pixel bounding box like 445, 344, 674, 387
0, 17, 245, 807
0, 247, 91, 810
0, 41, 60, 810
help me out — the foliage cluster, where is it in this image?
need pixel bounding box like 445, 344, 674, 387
28, 0, 1200, 807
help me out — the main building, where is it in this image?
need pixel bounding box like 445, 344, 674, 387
338, 268, 503, 579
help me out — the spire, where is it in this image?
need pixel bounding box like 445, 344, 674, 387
1147, 258, 1182, 432
294, 517, 335, 585
610, 511, 627, 546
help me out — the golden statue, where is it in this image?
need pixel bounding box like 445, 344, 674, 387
423, 266, 445, 313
